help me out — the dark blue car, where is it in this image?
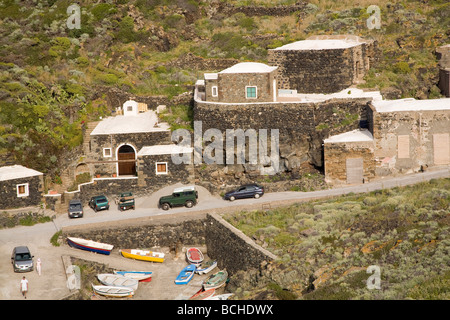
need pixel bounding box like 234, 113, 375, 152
224, 184, 264, 201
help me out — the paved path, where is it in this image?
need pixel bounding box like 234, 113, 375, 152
0, 167, 448, 300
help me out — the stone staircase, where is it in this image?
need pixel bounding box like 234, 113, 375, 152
83, 121, 100, 156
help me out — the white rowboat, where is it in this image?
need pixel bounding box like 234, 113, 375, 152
97, 273, 139, 290
91, 285, 134, 298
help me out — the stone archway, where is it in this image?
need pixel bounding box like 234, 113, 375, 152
117, 144, 136, 176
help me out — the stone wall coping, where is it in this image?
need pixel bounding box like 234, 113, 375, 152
64, 177, 138, 194
207, 212, 278, 261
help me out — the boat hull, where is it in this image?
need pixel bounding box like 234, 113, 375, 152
196, 260, 217, 275
67, 237, 113, 255
92, 285, 134, 298
114, 271, 153, 282
203, 270, 228, 290
175, 264, 196, 285
120, 249, 165, 263
189, 288, 215, 300
97, 274, 139, 290
186, 247, 204, 266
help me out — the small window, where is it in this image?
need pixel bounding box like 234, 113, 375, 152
103, 148, 112, 158
155, 162, 168, 175
127, 106, 133, 112
212, 86, 218, 97
17, 183, 29, 197
246, 86, 257, 99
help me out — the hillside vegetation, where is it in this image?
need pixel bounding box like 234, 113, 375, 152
225, 178, 450, 300
0, 0, 448, 178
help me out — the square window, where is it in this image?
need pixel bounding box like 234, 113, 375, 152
246, 86, 257, 99
103, 148, 112, 157
155, 162, 168, 175
17, 183, 29, 197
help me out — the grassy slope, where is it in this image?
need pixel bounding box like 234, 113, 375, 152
225, 178, 449, 299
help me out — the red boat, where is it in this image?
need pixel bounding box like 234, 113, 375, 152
186, 247, 204, 266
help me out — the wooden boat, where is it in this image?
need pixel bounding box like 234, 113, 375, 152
67, 237, 114, 255
206, 293, 234, 300
120, 249, 165, 263
174, 264, 196, 285
114, 271, 153, 282
195, 260, 217, 275
186, 247, 204, 266
203, 269, 228, 290
97, 273, 138, 290
91, 284, 134, 298
189, 288, 215, 300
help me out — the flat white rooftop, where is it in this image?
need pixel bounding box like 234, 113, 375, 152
372, 98, 450, 113
324, 129, 374, 144
219, 62, 277, 74
278, 88, 383, 102
138, 144, 193, 156
0, 165, 43, 181
273, 39, 362, 51
91, 110, 170, 135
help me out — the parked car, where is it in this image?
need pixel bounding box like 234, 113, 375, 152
159, 186, 198, 210
11, 246, 34, 272
68, 199, 84, 218
89, 195, 110, 212
116, 192, 135, 211
224, 184, 264, 201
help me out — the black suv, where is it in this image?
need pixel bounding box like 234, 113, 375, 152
224, 184, 264, 201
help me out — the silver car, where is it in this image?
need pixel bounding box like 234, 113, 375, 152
68, 199, 84, 218
11, 246, 34, 272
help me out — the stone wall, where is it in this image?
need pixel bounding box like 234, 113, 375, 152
194, 98, 371, 169
61, 212, 277, 276
64, 177, 139, 207
137, 154, 193, 190
0, 175, 43, 209
267, 37, 376, 94
370, 107, 450, 176
62, 213, 207, 249
205, 213, 277, 275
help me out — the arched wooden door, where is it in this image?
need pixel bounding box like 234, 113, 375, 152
117, 144, 136, 176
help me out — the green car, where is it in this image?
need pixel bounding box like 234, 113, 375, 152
89, 195, 110, 212
159, 186, 198, 211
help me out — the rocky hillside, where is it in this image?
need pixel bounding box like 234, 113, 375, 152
0, 0, 448, 180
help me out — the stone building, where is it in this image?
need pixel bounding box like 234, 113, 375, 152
0, 165, 44, 209
268, 35, 376, 94
324, 98, 450, 185
84, 100, 171, 178
137, 145, 194, 190
202, 62, 278, 103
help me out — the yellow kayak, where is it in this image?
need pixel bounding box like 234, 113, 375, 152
120, 249, 165, 263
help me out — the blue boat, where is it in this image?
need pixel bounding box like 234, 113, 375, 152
67, 237, 114, 255
175, 264, 196, 285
